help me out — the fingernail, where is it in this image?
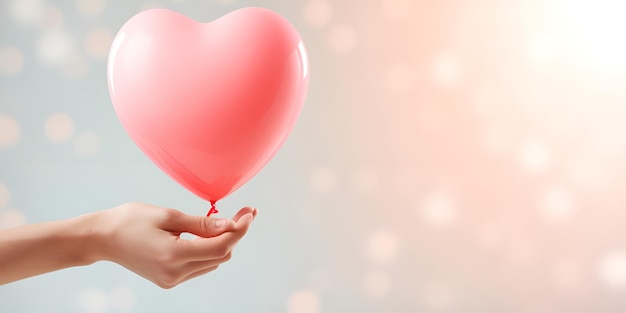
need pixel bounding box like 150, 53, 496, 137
252, 208, 258, 218
215, 219, 226, 228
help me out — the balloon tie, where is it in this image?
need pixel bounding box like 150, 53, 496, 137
207, 201, 218, 217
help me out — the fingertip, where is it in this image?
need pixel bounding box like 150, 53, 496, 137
237, 213, 254, 227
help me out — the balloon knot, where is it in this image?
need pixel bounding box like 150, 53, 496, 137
207, 201, 218, 217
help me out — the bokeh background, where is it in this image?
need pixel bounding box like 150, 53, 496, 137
2, 0, 626, 312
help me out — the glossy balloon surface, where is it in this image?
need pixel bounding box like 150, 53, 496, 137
108, 7, 309, 203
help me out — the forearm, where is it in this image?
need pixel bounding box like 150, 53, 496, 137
0, 212, 102, 285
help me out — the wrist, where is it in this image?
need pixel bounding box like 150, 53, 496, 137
64, 210, 109, 266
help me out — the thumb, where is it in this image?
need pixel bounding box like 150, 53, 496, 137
170, 214, 236, 238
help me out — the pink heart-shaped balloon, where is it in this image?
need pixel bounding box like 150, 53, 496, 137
107, 8, 309, 209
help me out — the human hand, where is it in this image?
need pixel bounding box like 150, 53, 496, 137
89, 202, 257, 288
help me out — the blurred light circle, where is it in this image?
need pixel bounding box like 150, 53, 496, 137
309, 166, 337, 194
328, 24, 357, 54
420, 191, 457, 226
85, 29, 114, 59
0, 209, 27, 230
44, 113, 74, 143
519, 140, 551, 174
432, 53, 462, 88
0, 182, 10, 208
0, 114, 20, 147
40, 6, 64, 30
598, 251, 626, 288
37, 30, 75, 67
363, 270, 391, 298
13, 0, 44, 26
78, 288, 109, 313
74, 131, 102, 157
367, 230, 399, 264
76, 0, 105, 17
304, 1, 333, 28
287, 289, 320, 313
109, 286, 135, 311
0, 47, 25, 76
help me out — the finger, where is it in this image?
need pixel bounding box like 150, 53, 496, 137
179, 212, 254, 260
181, 251, 232, 273
178, 265, 219, 285
167, 213, 236, 238
232, 207, 257, 222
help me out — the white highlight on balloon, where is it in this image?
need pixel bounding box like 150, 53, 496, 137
0, 47, 25, 76
363, 270, 391, 298
367, 230, 399, 264
328, 24, 357, 54
107, 32, 126, 96
303, 0, 333, 28
44, 113, 74, 143
298, 41, 309, 79
74, 131, 102, 157
287, 289, 320, 313
598, 250, 626, 288
0, 114, 20, 147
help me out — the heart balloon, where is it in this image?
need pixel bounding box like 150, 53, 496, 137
107, 7, 309, 213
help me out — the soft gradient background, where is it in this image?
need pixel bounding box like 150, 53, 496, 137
2, 0, 626, 312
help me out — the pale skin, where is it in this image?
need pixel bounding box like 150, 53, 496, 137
0, 202, 257, 288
